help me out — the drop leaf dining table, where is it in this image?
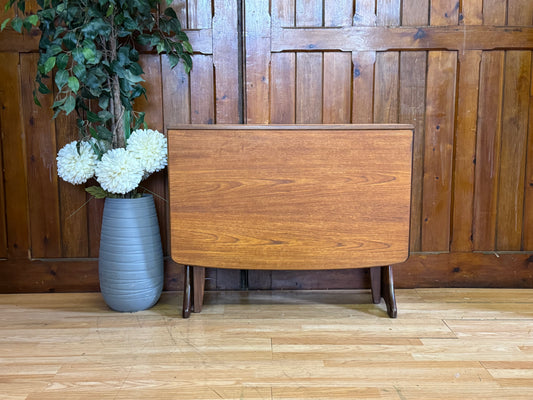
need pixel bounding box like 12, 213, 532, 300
167, 125, 413, 318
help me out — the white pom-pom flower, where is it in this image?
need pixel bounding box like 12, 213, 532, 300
127, 129, 168, 174
95, 148, 144, 194
56, 141, 98, 185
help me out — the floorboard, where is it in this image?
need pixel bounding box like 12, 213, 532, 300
1, 289, 533, 399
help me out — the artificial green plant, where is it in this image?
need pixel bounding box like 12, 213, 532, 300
2, 0, 192, 152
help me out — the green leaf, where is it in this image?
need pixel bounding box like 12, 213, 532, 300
62, 32, 77, 50
38, 81, 51, 94
56, 53, 69, 70
98, 95, 109, 110
27, 14, 39, 26
54, 69, 68, 89
183, 41, 193, 54
106, 4, 114, 17
96, 125, 112, 140
43, 56, 56, 74
63, 95, 75, 115
82, 47, 96, 63
124, 69, 144, 83
73, 64, 86, 80
1, 18, 10, 31
86, 110, 101, 123
68, 76, 80, 93
85, 186, 108, 199
11, 17, 23, 33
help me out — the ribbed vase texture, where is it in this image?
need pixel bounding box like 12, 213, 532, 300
99, 194, 164, 312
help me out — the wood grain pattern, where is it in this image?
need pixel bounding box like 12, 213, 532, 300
399, 51, 427, 252
473, 51, 505, 251
244, 0, 270, 124
270, 53, 296, 124
168, 125, 413, 270
451, 51, 481, 252
270, 25, 533, 52
295, 53, 323, 124
2, 289, 533, 399
20, 53, 62, 258
54, 100, 89, 258
496, 50, 531, 250
323, 52, 352, 124
374, 52, 399, 123
190, 54, 214, 124
0, 53, 30, 259
213, 0, 240, 123
421, 51, 457, 252
162, 54, 190, 126
524, 65, 533, 250
351, 51, 376, 124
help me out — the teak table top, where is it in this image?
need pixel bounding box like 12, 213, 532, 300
168, 124, 413, 271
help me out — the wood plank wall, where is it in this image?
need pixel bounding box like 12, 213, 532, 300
0, 0, 532, 292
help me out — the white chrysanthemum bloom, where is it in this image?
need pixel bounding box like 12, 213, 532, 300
95, 148, 144, 194
127, 129, 168, 175
56, 141, 98, 185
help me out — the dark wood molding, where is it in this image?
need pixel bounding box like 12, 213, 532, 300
1, 253, 532, 293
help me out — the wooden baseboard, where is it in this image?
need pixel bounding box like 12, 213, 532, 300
0, 252, 532, 293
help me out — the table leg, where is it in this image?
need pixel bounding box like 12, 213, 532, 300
192, 267, 206, 313
369, 267, 382, 304
382, 265, 397, 318
182, 265, 192, 318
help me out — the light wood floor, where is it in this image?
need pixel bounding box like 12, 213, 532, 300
1, 289, 533, 399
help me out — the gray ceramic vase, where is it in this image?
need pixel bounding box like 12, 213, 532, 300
98, 194, 164, 312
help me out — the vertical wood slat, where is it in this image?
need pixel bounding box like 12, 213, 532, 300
271, 0, 295, 27
167, 0, 187, 28
296, 0, 322, 27
322, 0, 352, 125
245, 0, 270, 124
374, 52, 399, 124
374, 0, 400, 124
496, 51, 531, 250
0, 53, 28, 258
421, 51, 457, 252
190, 54, 214, 124
430, 0, 460, 25
400, 0, 428, 252
399, 51, 427, 252
351, 52, 375, 124
323, 53, 352, 124
524, 64, 533, 250
271, 53, 296, 124
54, 98, 89, 257
507, 0, 533, 26
213, 0, 240, 124
20, 53, 62, 258
461, 0, 483, 25
271, 0, 296, 124
352, 0, 377, 124
377, 0, 401, 26
355, 0, 376, 26
162, 55, 191, 126
296, 53, 323, 124
0, 127, 6, 257
483, 0, 507, 25
188, 0, 211, 29
473, 51, 505, 251
324, 0, 352, 27
402, 0, 429, 25
451, 51, 481, 252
